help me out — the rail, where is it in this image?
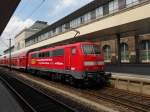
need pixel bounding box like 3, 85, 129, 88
0, 70, 75, 112
82, 88, 150, 112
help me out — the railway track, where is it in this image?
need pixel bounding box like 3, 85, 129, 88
0, 70, 75, 112
19, 72, 150, 112
83, 88, 150, 112
1, 68, 150, 112
34, 74, 150, 112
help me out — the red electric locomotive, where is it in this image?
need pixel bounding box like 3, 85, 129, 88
0, 42, 111, 86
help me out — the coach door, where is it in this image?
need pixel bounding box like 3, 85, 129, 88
65, 47, 71, 71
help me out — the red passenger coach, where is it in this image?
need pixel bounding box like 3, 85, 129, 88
28, 42, 111, 85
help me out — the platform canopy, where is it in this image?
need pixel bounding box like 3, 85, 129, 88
0, 0, 21, 36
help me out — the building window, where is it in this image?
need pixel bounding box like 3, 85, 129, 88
65, 23, 70, 29
52, 28, 56, 36
38, 35, 42, 41
70, 18, 81, 28
56, 27, 59, 34
96, 6, 103, 18
120, 43, 129, 63
139, 40, 150, 63
103, 45, 111, 62
49, 31, 53, 37
118, 0, 126, 9
83, 12, 91, 23
126, 0, 139, 7
109, 0, 118, 13
34, 37, 38, 43
44, 32, 49, 39
80, 16, 85, 24
62, 24, 66, 32
103, 3, 109, 15
59, 26, 62, 33
90, 10, 96, 20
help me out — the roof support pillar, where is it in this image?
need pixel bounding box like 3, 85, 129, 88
135, 35, 140, 64
116, 34, 121, 65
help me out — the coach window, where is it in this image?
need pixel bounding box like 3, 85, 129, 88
32, 54, 37, 59
31, 54, 34, 58
72, 48, 76, 55
45, 52, 49, 57
39, 53, 42, 58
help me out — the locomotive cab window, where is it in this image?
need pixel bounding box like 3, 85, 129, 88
82, 44, 101, 55
72, 47, 76, 55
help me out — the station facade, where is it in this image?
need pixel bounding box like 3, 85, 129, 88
15, 21, 48, 51
9, 0, 150, 65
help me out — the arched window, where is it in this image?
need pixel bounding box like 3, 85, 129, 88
139, 40, 150, 63
120, 43, 129, 63
103, 45, 111, 62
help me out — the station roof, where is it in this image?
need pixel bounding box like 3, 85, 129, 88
0, 0, 21, 36
26, 0, 112, 41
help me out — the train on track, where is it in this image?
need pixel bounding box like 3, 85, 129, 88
0, 42, 111, 86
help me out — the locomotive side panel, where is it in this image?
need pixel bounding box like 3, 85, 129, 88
64, 45, 84, 72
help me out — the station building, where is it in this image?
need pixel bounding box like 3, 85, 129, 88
15, 21, 48, 50
11, 0, 150, 66
3, 21, 48, 54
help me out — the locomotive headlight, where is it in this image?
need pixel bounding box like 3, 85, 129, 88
84, 61, 96, 66
97, 61, 104, 65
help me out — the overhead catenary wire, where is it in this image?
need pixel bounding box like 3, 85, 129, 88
10, 0, 46, 38
11, 0, 46, 34
15, 0, 29, 16
25, 0, 46, 20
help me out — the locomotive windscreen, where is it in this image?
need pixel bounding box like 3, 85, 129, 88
82, 44, 101, 55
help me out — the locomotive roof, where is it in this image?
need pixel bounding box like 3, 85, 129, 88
30, 42, 97, 54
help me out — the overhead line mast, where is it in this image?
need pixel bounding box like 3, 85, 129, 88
9, 38, 12, 71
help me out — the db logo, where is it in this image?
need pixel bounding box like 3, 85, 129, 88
31, 59, 36, 64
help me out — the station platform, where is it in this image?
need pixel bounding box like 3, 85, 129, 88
112, 72, 150, 81
0, 81, 24, 112
110, 72, 150, 96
